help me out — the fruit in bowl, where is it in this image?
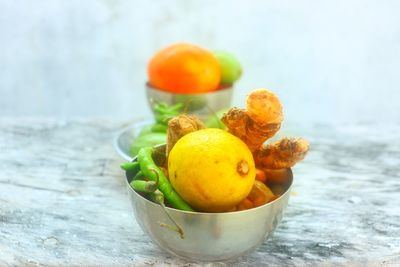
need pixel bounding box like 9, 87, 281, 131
121, 88, 309, 260
168, 128, 255, 212
148, 43, 221, 93
214, 50, 242, 86
145, 43, 242, 118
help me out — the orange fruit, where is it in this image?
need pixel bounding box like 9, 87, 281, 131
148, 43, 221, 93
246, 181, 275, 207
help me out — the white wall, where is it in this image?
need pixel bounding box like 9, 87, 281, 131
1, 0, 399, 124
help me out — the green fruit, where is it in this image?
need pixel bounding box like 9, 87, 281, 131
130, 132, 167, 156
137, 125, 153, 137
214, 51, 242, 85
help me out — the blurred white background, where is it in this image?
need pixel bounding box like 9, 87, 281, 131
0, 0, 399, 125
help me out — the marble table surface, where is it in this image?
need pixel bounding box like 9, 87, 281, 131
0, 119, 399, 266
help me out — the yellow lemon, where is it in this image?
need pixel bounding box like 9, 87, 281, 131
168, 128, 255, 212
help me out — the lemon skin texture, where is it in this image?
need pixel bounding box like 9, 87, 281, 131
168, 128, 255, 212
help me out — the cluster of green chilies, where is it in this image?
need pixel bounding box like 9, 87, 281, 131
121, 147, 194, 212
153, 102, 184, 130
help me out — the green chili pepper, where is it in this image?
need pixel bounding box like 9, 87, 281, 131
121, 161, 141, 179
151, 123, 168, 133
120, 162, 140, 172
153, 103, 168, 114
130, 180, 157, 193
155, 113, 178, 124
153, 102, 184, 124
167, 102, 184, 112
137, 147, 193, 211
149, 189, 165, 205
131, 170, 144, 181
154, 102, 184, 114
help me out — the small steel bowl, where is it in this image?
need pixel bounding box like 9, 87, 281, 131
114, 120, 154, 161
125, 145, 293, 261
146, 83, 233, 119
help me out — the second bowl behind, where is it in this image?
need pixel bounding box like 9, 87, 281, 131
146, 84, 233, 119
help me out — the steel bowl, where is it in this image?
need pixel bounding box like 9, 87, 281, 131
146, 83, 233, 119
113, 120, 154, 161
125, 145, 293, 261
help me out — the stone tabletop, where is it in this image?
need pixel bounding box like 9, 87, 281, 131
0, 119, 399, 266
